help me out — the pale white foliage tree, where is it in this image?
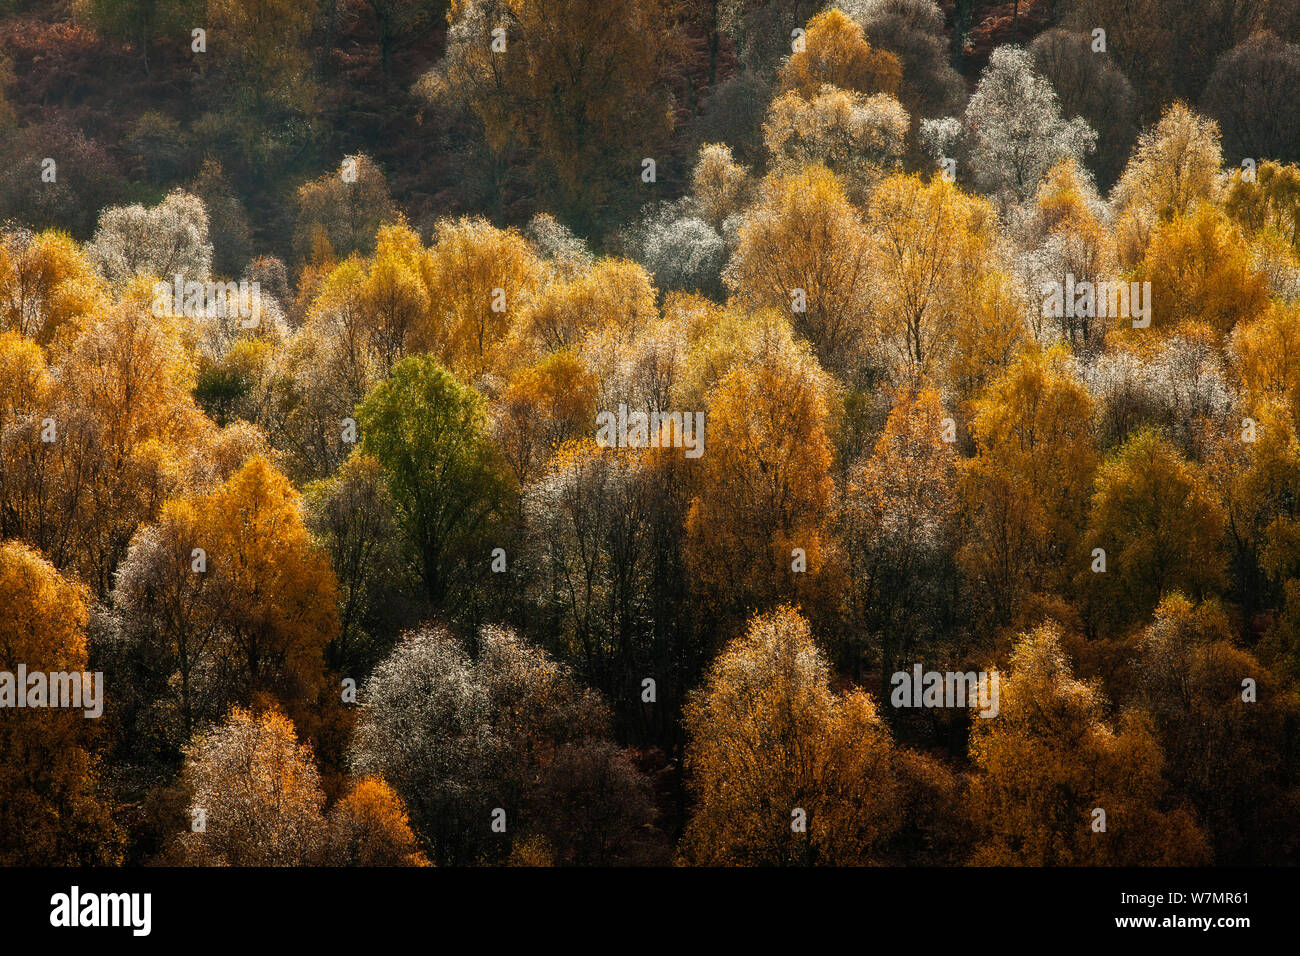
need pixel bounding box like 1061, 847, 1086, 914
349, 623, 648, 864
1083, 335, 1237, 454
691, 143, 750, 232
525, 212, 594, 278
841, 0, 944, 33
1252, 236, 1300, 302
524, 449, 655, 646
86, 189, 213, 288
764, 87, 909, 200
349, 625, 497, 866
602, 317, 689, 414
175, 707, 326, 866
922, 45, 1096, 205
631, 210, 727, 296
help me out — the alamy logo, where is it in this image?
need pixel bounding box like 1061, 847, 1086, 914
50, 886, 151, 936
0, 666, 103, 717
595, 404, 705, 458
890, 665, 999, 718
152, 274, 262, 327
1041, 274, 1151, 328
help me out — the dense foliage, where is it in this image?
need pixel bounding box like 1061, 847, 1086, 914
2, 0, 1300, 866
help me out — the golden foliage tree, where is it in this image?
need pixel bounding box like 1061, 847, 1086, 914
0, 229, 104, 354
1082, 428, 1226, 635
961, 345, 1098, 620
1231, 300, 1300, 423
724, 165, 873, 378
1025, 159, 1117, 351
763, 88, 909, 202
841, 388, 958, 682
419, 217, 543, 380
1135, 594, 1300, 863
0, 540, 122, 864
1113, 102, 1224, 222
424, 0, 680, 225
967, 622, 1210, 865
777, 9, 901, 100
690, 143, 750, 232
293, 154, 397, 263
176, 706, 327, 865
680, 606, 958, 865
326, 775, 430, 866
0, 291, 210, 594
1225, 159, 1300, 254
111, 455, 339, 741
865, 172, 998, 387
493, 350, 598, 487
1205, 402, 1300, 615
520, 256, 655, 355
685, 342, 837, 620
1134, 203, 1268, 339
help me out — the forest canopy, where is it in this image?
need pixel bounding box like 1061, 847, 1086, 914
2, 0, 1300, 867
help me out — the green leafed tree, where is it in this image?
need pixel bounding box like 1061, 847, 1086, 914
357, 355, 513, 612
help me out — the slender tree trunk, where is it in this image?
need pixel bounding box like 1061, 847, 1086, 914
378, 13, 394, 78
952, 0, 973, 71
